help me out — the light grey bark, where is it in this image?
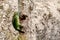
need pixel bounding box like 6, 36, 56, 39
0, 0, 60, 40
21, 0, 60, 40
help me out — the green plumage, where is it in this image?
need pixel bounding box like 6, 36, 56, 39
12, 12, 24, 33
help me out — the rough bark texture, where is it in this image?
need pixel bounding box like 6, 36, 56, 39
0, 0, 60, 40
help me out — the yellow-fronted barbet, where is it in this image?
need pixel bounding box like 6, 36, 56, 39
12, 12, 24, 33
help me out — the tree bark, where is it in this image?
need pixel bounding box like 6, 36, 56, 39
0, 0, 60, 40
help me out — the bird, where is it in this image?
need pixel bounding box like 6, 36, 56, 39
12, 12, 24, 33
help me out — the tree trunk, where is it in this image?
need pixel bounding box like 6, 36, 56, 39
0, 0, 60, 40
